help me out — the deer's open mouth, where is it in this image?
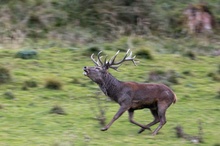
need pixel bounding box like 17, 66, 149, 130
83, 67, 88, 76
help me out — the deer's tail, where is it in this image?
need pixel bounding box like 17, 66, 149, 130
173, 93, 177, 104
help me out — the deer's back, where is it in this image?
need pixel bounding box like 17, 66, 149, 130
122, 82, 176, 109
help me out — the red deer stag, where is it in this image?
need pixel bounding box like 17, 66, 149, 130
83, 49, 177, 135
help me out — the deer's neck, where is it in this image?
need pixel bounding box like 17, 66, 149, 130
98, 72, 122, 102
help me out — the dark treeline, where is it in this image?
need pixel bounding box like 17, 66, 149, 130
0, 0, 219, 43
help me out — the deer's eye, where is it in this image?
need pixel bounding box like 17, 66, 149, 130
95, 67, 101, 70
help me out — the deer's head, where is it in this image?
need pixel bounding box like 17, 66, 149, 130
83, 49, 137, 83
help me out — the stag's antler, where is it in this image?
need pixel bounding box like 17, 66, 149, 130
91, 51, 104, 66
108, 49, 137, 70
90, 49, 137, 70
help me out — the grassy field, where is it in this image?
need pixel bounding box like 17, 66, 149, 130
0, 42, 219, 146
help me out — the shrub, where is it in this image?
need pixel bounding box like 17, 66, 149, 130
135, 48, 153, 60
24, 80, 38, 87
15, 50, 38, 59
147, 70, 179, 85
50, 105, 66, 115
166, 70, 179, 84
207, 72, 215, 77
207, 66, 220, 82
22, 79, 38, 90
148, 70, 166, 82
90, 92, 107, 127
0, 66, 11, 84
213, 64, 220, 81
184, 51, 196, 60
71, 78, 81, 84
83, 46, 101, 56
212, 74, 220, 82
174, 121, 204, 143
182, 70, 193, 76
45, 78, 62, 90
4, 91, 15, 99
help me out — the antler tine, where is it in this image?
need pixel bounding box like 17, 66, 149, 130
109, 64, 122, 71
104, 55, 109, 65
109, 50, 120, 65
107, 49, 137, 70
97, 51, 104, 66
127, 50, 137, 66
91, 53, 100, 66
111, 49, 134, 65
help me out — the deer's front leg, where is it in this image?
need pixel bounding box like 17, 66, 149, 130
101, 105, 129, 131
128, 109, 152, 131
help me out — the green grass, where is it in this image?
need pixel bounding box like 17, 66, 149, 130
0, 45, 219, 146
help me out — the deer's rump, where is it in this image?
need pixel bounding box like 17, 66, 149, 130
123, 82, 176, 109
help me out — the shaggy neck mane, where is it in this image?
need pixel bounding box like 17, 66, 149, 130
98, 72, 121, 101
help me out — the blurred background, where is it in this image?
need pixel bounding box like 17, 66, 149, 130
0, 0, 219, 146
0, 0, 219, 48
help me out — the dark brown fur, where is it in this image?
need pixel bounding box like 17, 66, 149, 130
83, 50, 177, 135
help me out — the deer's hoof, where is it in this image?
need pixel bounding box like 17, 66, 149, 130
138, 127, 151, 134
152, 132, 157, 136
145, 127, 152, 131
100, 127, 108, 131
138, 128, 145, 134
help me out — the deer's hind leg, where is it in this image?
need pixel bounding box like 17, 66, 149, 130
138, 108, 160, 134
151, 102, 169, 135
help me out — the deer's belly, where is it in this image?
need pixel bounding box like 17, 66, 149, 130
131, 100, 157, 110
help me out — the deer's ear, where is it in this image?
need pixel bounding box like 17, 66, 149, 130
102, 62, 110, 70
102, 66, 109, 70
